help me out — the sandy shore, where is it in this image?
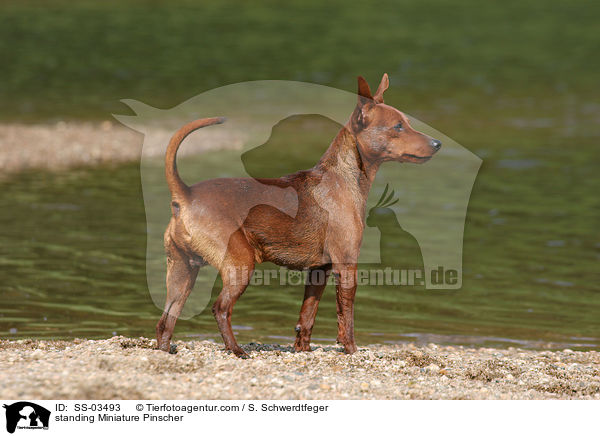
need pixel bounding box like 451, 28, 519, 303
0, 121, 242, 179
0, 122, 142, 177
0, 337, 598, 400
1, 124, 598, 400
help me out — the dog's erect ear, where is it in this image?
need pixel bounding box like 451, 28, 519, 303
357, 76, 373, 101
373, 73, 389, 104
351, 100, 374, 132
352, 76, 376, 132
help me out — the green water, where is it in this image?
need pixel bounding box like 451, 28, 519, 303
0, 0, 598, 349
1, 111, 598, 350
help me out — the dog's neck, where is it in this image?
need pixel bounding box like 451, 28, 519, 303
316, 126, 381, 213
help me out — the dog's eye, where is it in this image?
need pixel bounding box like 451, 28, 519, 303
393, 122, 403, 131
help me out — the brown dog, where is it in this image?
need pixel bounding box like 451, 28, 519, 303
156, 74, 441, 357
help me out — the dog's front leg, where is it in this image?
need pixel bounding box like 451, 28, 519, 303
333, 263, 358, 354
294, 266, 331, 352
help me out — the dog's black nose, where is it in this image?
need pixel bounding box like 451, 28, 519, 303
430, 139, 442, 150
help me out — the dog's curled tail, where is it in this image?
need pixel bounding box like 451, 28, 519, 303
165, 117, 226, 200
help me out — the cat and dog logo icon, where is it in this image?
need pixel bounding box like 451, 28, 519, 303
2, 402, 50, 434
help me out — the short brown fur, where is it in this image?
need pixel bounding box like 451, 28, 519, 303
156, 74, 441, 357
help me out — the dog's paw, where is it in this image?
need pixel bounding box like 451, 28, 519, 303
229, 346, 250, 359
168, 343, 178, 354
293, 342, 312, 352
343, 343, 358, 354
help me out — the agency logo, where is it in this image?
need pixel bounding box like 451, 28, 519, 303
114, 79, 482, 319
2, 402, 50, 434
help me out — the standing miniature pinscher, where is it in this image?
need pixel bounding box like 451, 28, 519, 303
156, 74, 441, 357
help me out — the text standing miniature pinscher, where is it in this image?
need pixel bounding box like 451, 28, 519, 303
156, 74, 441, 357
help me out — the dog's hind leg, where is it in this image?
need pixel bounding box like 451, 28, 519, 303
212, 230, 256, 358
156, 242, 200, 353
294, 266, 331, 352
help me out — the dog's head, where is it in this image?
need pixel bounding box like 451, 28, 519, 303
349, 74, 441, 164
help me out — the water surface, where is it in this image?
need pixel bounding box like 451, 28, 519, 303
1, 115, 598, 350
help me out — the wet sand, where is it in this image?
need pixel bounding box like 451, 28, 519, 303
1, 124, 598, 400
1, 337, 598, 400
0, 122, 141, 177
0, 121, 241, 178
